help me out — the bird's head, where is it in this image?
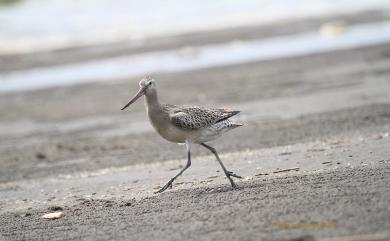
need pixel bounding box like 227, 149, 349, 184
139, 76, 156, 91
121, 76, 156, 110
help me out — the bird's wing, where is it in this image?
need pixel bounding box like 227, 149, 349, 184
167, 105, 240, 130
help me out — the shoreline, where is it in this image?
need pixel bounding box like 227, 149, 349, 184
1, 9, 389, 73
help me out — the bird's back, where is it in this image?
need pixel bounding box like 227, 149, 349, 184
164, 104, 241, 130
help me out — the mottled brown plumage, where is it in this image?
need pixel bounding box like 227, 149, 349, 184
167, 104, 240, 130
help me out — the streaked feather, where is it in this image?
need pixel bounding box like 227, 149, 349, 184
165, 104, 240, 130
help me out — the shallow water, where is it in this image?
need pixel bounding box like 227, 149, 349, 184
0, 0, 389, 54
1, 21, 390, 93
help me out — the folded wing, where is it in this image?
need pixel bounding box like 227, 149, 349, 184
167, 105, 240, 130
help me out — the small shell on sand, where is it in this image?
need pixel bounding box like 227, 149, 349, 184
41, 212, 64, 220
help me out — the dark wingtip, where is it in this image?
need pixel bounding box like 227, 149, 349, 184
216, 110, 241, 123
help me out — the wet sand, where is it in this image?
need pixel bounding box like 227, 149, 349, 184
1, 11, 390, 241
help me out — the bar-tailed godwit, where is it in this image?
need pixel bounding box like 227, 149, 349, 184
121, 76, 242, 193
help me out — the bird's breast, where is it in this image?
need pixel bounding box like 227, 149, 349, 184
147, 108, 188, 143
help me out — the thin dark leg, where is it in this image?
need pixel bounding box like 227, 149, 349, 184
155, 151, 191, 193
200, 143, 242, 189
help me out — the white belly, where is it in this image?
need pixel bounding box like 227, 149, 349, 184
190, 120, 235, 144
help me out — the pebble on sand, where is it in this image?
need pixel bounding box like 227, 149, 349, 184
41, 212, 64, 220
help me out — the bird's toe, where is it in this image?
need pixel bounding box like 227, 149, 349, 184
154, 179, 174, 194
227, 171, 242, 179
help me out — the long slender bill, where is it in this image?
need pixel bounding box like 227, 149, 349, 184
121, 86, 148, 110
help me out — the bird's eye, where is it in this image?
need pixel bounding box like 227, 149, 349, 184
148, 82, 152, 86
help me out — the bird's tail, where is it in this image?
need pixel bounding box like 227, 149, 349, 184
230, 123, 243, 128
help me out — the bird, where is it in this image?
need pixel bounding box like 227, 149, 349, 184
121, 76, 243, 193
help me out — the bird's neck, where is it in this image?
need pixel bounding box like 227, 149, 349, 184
144, 89, 166, 132
144, 88, 160, 111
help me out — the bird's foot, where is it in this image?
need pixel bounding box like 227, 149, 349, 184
154, 179, 174, 194
227, 177, 238, 189
226, 171, 243, 179
225, 171, 242, 189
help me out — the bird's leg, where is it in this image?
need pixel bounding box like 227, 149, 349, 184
155, 141, 192, 194
201, 143, 242, 189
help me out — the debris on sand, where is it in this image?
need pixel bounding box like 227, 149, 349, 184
255, 173, 269, 176
35, 152, 47, 160
379, 159, 390, 164
273, 167, 300, 174
207, 175, 219, 179
48, 206, 63, 212
41, 212, 64, 220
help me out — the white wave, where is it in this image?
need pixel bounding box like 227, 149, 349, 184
1, 21, 390, 93
0, 0, 389, 54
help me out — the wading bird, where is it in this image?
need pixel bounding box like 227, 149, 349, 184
121, 76, 242, 193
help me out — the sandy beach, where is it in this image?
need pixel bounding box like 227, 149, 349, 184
1, 9, 390, 241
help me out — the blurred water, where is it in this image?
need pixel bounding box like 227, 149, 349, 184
1, 21, 390, 93
0, 0, 389, 54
